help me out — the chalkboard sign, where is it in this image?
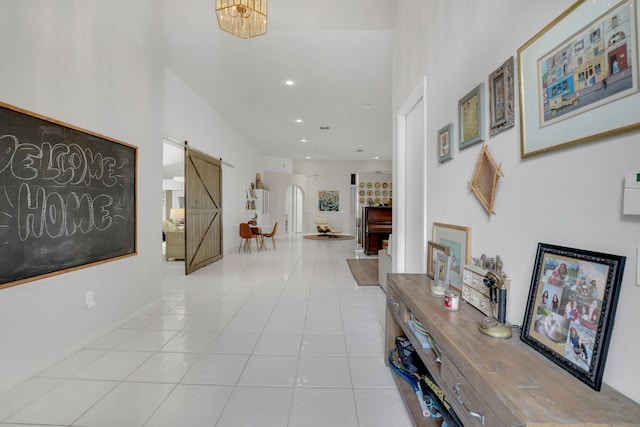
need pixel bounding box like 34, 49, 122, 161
0, 102, 137, 289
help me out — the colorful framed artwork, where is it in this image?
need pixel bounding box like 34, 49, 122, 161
458, 83, 486, 149
520, 243, 626, 391
437, 123, 454, 163
518, 0, 640, 157
432, 223, 471, 288
489, 56, 515, 137
318, 190, 339, 211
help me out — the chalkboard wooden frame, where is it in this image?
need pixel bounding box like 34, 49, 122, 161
0, 102, 137, 289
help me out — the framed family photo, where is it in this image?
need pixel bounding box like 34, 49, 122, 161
437, 123, 454, 163
458, 83, 486, 149
518, 0, 640, 157
520, 243, 626, 390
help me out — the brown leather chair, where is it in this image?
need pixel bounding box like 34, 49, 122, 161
262, 222, 278, 250
239, 223, 259, 253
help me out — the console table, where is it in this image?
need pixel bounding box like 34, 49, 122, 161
385, 273, 640, 426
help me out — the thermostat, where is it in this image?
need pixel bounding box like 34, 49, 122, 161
623, 170, 640, 215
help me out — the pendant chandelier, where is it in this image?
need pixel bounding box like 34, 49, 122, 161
216, 0, 268, 39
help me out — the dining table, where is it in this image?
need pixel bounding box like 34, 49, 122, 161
248, 223, 271, 250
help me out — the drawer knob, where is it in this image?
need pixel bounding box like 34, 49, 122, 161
453, 382, 485, 425
389, 295, 400, 308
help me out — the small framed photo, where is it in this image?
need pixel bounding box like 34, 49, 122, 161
437, 123, 454, 163
432, 251, 452, 297
488, 56, 515, 137
427, 241, 450, 279
432, 223, 471, 288
458, 83, 485, 149
520, 243, 626, 391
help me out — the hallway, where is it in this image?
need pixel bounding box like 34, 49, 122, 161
0, 235, 412, 426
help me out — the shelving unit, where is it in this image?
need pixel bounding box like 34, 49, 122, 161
385, 273, 640, 427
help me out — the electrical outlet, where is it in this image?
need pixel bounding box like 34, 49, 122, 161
85, 291, 95, 308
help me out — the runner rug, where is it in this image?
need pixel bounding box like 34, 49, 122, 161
346, 258, 379, 286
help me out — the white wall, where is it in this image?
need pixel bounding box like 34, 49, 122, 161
0, 0, 165, 389
164, 70, 266, 253
292, 160, 392, 233
266, 155, 293, 174
393, 0, 640, 403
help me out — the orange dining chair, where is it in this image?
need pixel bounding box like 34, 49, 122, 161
262, 222, 278, 250
239, 223, 258, 253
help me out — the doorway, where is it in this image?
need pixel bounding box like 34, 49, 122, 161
395, 77, 427, 273
285, 185, 303, 233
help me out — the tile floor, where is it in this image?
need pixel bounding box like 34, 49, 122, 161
0, 235, 413, 426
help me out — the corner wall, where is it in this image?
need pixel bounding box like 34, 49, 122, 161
164, 70, 266, 253
0, 0, 165, 389
393, 0, 640, 402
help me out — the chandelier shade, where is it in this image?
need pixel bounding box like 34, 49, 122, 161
216, 0, 267, 39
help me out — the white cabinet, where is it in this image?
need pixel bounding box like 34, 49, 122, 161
255, 189, 270, 225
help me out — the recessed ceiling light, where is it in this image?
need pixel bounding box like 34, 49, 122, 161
361, 103, 371, 110
374, 156, 379, 160
300, 139, 308, 143
306, 156, 311, 159
284, 79, 295, 86
296, 119, 303, 123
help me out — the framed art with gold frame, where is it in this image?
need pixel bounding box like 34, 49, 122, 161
432, 223, 471, 288
518, 0, 640, 158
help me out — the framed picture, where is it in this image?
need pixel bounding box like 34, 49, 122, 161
437, 123, 454, 163
432, 223, 471, 288
518, 0, 640, 158
427, 241, 451, 279
0, 102, 137, 289
488, 56, 515, 137
432, 251, 453, 296
458, 83, 486, 149
318, 190, 339, 211
520, 243, 626, 391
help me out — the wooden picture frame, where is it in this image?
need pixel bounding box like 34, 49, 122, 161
0, 102, 137, 289
520, 243, 626, 391
437, 123, 454, 163
489, 56, 515, 137
518, 0, 640, 158
435, 251, 452, 286
432, 223, 471, 288
458, 83, 486, 149
427, 241, 450, 279
468, 144, 503, 216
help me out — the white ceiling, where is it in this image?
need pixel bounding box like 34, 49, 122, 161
163, 0, 394, 164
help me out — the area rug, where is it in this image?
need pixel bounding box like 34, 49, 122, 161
346, 258, 379, 286
303, 234, 354, 241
